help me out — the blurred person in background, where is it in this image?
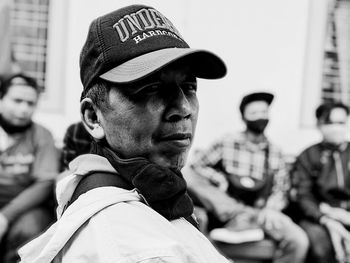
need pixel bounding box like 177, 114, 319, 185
0, 73, 59, 263
60, 121, 92, 171
185, 92, 309, 263
293, 102, 350, 263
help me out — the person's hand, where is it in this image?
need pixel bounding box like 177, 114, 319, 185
257, 208, 291, 240
211, 197, 239, 222
320, 203, 350, 226
208, 172, 229, 192
331, 209, 350, 226
0, 212, 9, 241
320, 216, 350, 240
320, 216, 350, 262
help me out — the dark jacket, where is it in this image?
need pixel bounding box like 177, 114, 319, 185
293, 142, 350, 222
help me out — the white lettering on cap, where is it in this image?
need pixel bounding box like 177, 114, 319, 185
113, 8, 184, 44
137, 9, 155, 30
114, 19, 129, 42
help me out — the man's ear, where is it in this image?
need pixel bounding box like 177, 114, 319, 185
80, 98, 105, 140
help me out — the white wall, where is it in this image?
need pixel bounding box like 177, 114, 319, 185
35, 0, 321, 155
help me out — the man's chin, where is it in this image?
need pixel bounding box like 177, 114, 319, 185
149, 152, 188, 170
13, 120, 31, 127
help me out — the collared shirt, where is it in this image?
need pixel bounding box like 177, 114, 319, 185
190, 132, 289, 210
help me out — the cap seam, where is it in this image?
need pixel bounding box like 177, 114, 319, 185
96, 17, 109, 69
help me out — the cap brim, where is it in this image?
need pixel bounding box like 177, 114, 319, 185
100, 47, 226, 83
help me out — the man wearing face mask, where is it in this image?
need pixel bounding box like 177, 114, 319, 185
293, 102, 350, 263
186, 92, 308, 263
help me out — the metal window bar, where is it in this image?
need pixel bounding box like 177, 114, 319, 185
321, 0, 350, 105
10, 0, 49, 89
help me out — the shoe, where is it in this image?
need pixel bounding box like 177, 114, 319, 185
209, 213, 264, 244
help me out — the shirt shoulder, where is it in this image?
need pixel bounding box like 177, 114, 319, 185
63, 201, 228, 263
209, 132, 244, 146
32, 123, 55, 140
29, 123, 56, 149
266, 140, 283, 155
297, 142, 322, 159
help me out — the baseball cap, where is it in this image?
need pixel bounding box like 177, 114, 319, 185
239, 92, 274, 115
80, 4, 226, 94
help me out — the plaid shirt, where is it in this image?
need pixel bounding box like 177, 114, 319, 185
60, 122, 92, 171
190, 132, 290, 210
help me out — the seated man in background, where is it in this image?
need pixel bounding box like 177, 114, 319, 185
0, 74, 59, 263
60, 121, 92, 171
293, 102, 350, 263
185, 92, 308, 263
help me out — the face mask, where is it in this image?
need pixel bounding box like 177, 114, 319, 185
320, 124, 347, 145
0, 114, 32, 134
245, 119, 269, 134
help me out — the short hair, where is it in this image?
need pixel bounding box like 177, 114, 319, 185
81, 79, 112, 112
315, 102, 349, 123
0, 73, 40, 99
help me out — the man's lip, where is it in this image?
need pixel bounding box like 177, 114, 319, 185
158, 133, 192, 148
14, 118, 28, 123
159, 133, 192, 141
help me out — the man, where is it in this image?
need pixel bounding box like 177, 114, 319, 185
186, 92, 309, 263
293, 102, 350, 263
0, 73, 59, 263
19, 4, 230, 263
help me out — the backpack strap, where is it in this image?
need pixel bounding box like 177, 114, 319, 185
65, 172, 199, 229
66, 172, 133, 209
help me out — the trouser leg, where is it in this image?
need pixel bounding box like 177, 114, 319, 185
267, 217, 309, 263
3, 207, 54, 263
299, 220, 337, 263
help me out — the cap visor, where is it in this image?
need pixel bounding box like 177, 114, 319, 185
100, 47, 226, 83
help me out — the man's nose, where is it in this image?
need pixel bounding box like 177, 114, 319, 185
164, 87, 193, 122
18, 102, 31, 115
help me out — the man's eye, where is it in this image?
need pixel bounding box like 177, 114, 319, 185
181, 82, 197, 93
139, 82, 162, 94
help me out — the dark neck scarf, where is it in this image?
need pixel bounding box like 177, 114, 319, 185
0, 115, 32, 134
90, 141, 195, 222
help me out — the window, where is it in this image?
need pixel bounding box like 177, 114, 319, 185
6, 0, 67, 112
301, 0, 350, 126
11, 0, 50, 88
321, 0, 350, 104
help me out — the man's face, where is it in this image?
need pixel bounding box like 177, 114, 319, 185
242, 100, 270, 135
319, 107, 348, 145
243, 100, 269, 121
97, 62, 199, 169
0, 84, 38, 126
